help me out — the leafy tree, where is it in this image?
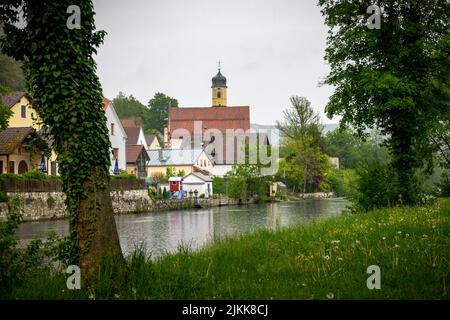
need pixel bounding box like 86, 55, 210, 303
277, 96, 328, 193
147, 92, 178, 134
112, 92, 149, 127
0, 85, 13, 130
1, 0, 122, 281
0, 53, 25, 91
318, 0, 450, 204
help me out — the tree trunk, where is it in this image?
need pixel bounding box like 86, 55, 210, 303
77, 167, 122, 283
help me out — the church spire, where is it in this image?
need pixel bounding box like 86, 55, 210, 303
211, 62, 227, 107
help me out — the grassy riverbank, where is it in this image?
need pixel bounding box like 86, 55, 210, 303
4, 199, 450, 299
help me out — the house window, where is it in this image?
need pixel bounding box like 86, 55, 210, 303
111, 123, 115, 135
113, 148, 119, 160
21, 105, 26, 118
0, 160, 3, 173
9, 161, 15, 174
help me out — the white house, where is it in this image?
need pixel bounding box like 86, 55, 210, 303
103, 100, 128, 174
182, 172, 213, 198
122, 123, 149, 150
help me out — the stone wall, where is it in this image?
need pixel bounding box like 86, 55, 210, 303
0, 189, 154, 222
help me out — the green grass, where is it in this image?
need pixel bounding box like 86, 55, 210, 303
4, 199, 450, 300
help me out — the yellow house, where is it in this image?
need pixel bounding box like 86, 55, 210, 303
0, 127, 47, 174
1, 91, 58, 175
147, 149, 214, 178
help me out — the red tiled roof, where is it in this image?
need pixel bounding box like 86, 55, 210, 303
123, 127, 141, 145
0, 127, 32, 155
126, 144, 149, 163
120, 119, 139, 128
168, 106, 250, 164
101, 99, 110, 111
0, 91, 27, 108
145, 134, 157, 146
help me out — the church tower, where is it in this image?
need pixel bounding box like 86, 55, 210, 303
211, 64, 227, 107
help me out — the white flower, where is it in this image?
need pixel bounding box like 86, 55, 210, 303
397, 231, 402, 234
382, 237, 386, 240
337, 257, 343, 261
326, 292, 334, 299
331, 240, 340, 244
393, 244, 400, 249
323, 255, 331, 260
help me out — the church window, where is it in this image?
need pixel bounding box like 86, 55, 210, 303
217, 91, 221, 98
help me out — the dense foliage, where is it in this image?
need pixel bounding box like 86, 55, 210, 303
112, 91, 178, 136
318, 0, 450, 204
1, 0, 122, 279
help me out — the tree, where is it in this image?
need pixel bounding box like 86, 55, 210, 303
0, 53, 25, 90
318, 0, 450, 204
147, 92, 178, 134
277, 96, 328, 194
112, 92, 149, 128
1, 1, 122, 281
0, 85, 13, 130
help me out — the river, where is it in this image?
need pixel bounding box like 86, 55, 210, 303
15, 198, 349, 258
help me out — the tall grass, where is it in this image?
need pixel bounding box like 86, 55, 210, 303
4, 199, 450, 300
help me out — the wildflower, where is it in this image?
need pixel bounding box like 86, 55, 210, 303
397, 231, 402, 235
331, 240, 340, 244
89, 293, 95, 300
406, 233, 410, 237
382, 237, 386, 240
323, 255, 330, 260
355, 240, 361, 244
326, 292, 334, 299
337, 257, 343, 261
393, 244, 400, 249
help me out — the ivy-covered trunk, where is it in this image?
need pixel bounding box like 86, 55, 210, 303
0, 0, 123, 282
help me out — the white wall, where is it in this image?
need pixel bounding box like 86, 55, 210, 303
183, 174, 213, 198
210, 164, 233, 177
105, 104, 127, 174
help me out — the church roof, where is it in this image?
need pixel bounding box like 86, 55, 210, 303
212, 70, 227, 88
167, 106, 250, 164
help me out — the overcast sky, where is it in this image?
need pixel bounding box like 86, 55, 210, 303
93, 0, 339, 125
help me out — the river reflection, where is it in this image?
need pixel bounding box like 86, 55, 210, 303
16, 198, 349, 257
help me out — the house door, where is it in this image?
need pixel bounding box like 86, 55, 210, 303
18, 160, 28, 174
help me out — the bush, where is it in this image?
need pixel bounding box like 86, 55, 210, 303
328, 169, 358, 197
0, 173, 23, 181
21, 169, 48, 181
111, 173, 136, 180
0, 191, 8, 203
353, 162, 400, 211
212, 177, 226, 195
437, 172, 450, 197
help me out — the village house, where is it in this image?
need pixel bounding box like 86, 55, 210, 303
164, 67, 251, 176
121, 119, 149, 150
182, 172, 213, 198
0, 91, 58, 175
103, 99, 128, 174
0, 127, 49, 174
145, 134, 161, 150
147, 148, 214, 178
126, 144, 150, 178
